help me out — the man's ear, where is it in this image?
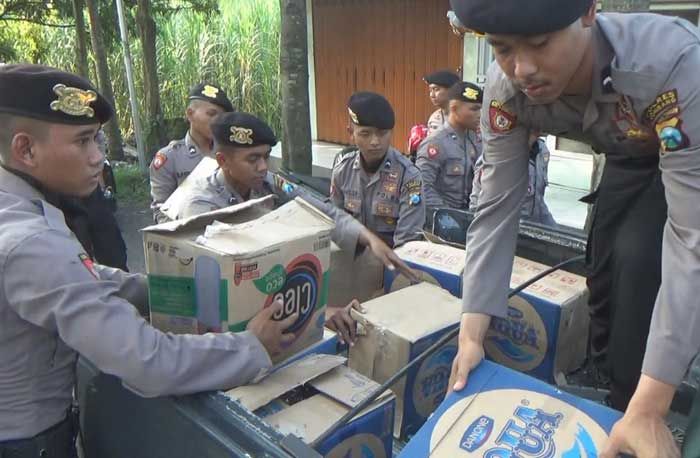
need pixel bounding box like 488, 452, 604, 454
185, 106, 195, 123
10, 132, 37, 168
581, 2, 597, 28
215, 150, 227, 169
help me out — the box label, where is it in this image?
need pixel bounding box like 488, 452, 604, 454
324, 433, 388, 458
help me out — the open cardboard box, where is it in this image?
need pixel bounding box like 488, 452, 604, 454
225, 354, 395, 457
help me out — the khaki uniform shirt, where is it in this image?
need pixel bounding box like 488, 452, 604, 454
0, 167, 270, 440
331, 147, 425, 247
463, 13, 700, 386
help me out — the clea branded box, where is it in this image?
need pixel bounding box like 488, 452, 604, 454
348, 283, 463, 438
383, 241, 465, 298
225, 354, 395, 458
142, 196, 334, 363
483, 256, 590, 383
399, 360, 622, 458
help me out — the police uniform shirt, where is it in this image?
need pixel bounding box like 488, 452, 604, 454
172, 168, 365, 254
331, 147, 425, 247
149, 132, 211, 223
0, 166, 271, 440
463, 13, 700, 387
427, 108, 449, 135
416, 123, 481, 210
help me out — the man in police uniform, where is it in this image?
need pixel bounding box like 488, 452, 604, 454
424, 70, 461, 134
331, 92, 425, 248
167, 111, 418, 284
0, 65, 299, 457
447, 1, 700, 456
417, 81, 483, 219
149, 82, 234, 222
470, 132, 556, 226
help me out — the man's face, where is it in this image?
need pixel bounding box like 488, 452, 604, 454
217, 144, 271, 192
428, 84, 450, 108
187, 101, 225, 141
30, 123, 104, 197
451, 100, 482, 131
487, 14, 594, 104
351, 125, 392, 164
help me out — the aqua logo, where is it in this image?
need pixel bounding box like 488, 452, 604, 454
460, 416, 494, 452
491, 306, 539, 350
484, 402, 563, 458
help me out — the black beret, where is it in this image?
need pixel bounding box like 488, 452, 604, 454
188, 83, 234, 112
347, 91, 395, 130
450, 0, 593, 35
423, 70, 461, 88
0, 64, 113, 124
447, 81, 483, 104
211, 112, 277, 148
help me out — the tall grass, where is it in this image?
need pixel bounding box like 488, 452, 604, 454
4, 0, 281, 147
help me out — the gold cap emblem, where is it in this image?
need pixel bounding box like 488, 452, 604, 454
230, 126, 254, 145
348, 107, 359, 124
50, 84, 97, 118
463, 87, 479, 101
202, 85, 220, 99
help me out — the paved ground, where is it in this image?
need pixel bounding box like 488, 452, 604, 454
115, 201, 152, 274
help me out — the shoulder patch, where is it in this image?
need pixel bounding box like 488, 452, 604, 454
489, 100, 517, 133
78, 253, 99, 279
402, 177, 422, 195
656, 115, 689, 154
644, 89, 679, 124
427, 144, 440, 159
152, 151, 168, 170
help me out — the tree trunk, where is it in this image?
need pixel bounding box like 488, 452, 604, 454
601, 0, 650, 11
71, 0, 90, 79
85, 0, 125, 161
279, 0, 312, 175
136, 0, 166, 154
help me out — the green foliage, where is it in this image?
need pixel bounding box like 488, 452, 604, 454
3, 0, 281, 153
113, 162, 150, 204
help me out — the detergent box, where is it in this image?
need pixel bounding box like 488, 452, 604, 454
383, 241, 465, 298
400, 360, 622, 457
225, 354, 395, 458
483, 256, 590, 383
348, 283, 462, 438
143, 196, 334, 363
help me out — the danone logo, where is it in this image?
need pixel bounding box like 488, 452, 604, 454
261, 254, 323, 334
429, 390, 610, 458
460, 416, 494, 452
484, 295, 547, 372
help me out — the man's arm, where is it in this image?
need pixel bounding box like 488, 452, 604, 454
394, 167, 426, 246
94, 265, 149, 316
415, 140, 446, 212
468, 156, 484, 211
149, 149, 178, 223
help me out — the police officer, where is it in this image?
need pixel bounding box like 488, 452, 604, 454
424, 70, 461, 135
0, 65, 298, 456
470, 132, 556, 226
417, 81, 483, 219
167, 111, 419, 282
149, 82, 234, 223
331, 92, 425, 247
447, 1, 700, 456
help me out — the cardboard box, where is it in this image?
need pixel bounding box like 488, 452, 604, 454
399, 360, 622, 457
328, 242, 385, 307
143, 197, 334, 363
483, 256, 590, 383
349, 283, 463, 438
276, 328, 339, 369
384, 241, 465, 298
225, 354, 395, 458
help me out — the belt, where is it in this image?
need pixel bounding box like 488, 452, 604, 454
0, 412, 77, 458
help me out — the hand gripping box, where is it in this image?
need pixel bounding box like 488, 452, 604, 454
383, 241, 465, 298
225, 354, 395, 458
483, 257, 590, 383
348, 283, 463, 438
400, 360, 622, 457
142, 196, 334, 363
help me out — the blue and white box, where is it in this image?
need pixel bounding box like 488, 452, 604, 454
400, 360, 622, 457
483, 256, 590, 383
383, 241, 465, 298
349, 283, 463, 438
226, 354, 395, 458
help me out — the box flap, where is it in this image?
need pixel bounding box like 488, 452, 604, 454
309, 365, 392, 409
225, 354, 346, 411
195, 198, 335, 255
264, 394, 347, 444
510, 256, 587, 305
160, 157, 219, 220
394, 241, 465, 275
142, 195, 274, 233
354, 283, 462, 342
